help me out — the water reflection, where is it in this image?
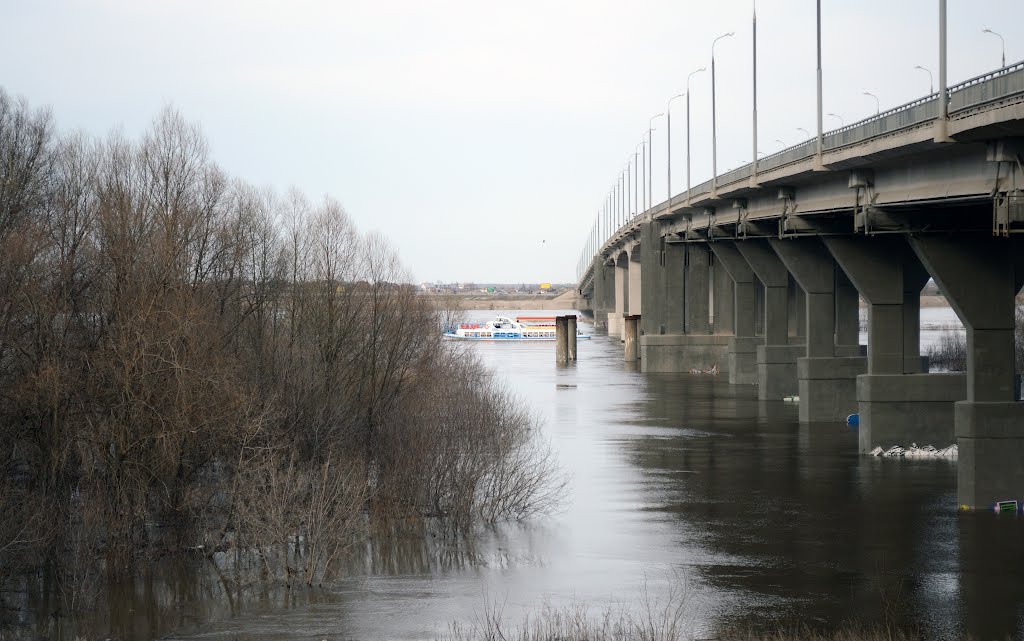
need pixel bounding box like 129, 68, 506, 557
10, 308, 1024, 641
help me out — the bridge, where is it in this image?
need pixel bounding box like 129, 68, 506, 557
576, 55, 1024, 511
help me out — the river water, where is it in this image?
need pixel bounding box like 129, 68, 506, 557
27, 307, 1024, 641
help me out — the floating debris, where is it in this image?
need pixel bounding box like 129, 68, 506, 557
782, 395, 800, 403
846, 413, 859, 427
688, 364, 720, 375
869, 443, 958, 459
555, 384, 577, 389
995, 500, 1018, 514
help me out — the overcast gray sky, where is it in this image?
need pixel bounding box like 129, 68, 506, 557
3, 0, 1021, 284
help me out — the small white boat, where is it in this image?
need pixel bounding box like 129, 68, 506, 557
444, 316, 592, 341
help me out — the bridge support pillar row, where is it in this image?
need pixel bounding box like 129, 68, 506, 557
641, 243, 727, 372
710, 241, 760, 385
737, 240, 801, 400
910, 235, 1024, 510
825, 237, 961, 453
771, 238, 865, 422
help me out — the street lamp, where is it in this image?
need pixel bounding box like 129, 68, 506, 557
827, 112, 844, 127
796, 127, 810, 140
914, 65, 934, 94
625, 160, 632, 222
685, 67, 706, 204
647, 113, 663, 215
982, 28, 1006, 68
634, 141, 645, 220
711, 31, 734, 193
667, 93, 686, 210
775, 138, 786, 150
863, 91, 880, 115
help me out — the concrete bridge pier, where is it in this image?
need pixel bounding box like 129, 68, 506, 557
910, 235, 1024, 510
640, 242, 727, 372
628, 249, 642, 341
710, 241, 760, 385
591, 256, 611, 325
640, 222, 665, 339
826, 236, 966, 453
610, 252, 629, 340
737, 240, 803, 400
771, 238, 866, 423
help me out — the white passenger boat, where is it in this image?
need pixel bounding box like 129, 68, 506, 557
444, 316, 592, 341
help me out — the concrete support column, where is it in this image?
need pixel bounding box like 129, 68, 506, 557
611, 254, 629, 339
640, 223, 665, 337
737, 239, 803, 400
792, 279, 807, 338
910, 235, 1024, 509
664, 242, 686, 334
712, 256, 735, 335
628, 252, 642, 322
567, 316, 578, 362
834, 269, 860, 350
591, 257, 609, 323
685, 244, 710, 334
603, 262, 617, 317
826, 236, 965, 453
555, 316, 569, 364
771, 238, 866, 422
624, 315, 639, 362
711, 241, 760, 385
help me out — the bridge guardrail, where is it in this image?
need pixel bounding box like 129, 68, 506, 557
580, 60, 1024, 290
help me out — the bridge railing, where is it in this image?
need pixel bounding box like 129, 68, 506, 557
579, 59, 1024, 290
949, 61, 1024, 112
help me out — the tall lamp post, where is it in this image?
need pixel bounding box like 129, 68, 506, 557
797, 127, 810, 140
625, 160, 632, 223
667, 93, 686, 210
863, 91, 880, 115
914, 65, 934, 94
982, 28, 1006, 68
647, 114, 663, 216
711, 32, 734, 193
685, 67, 706, 205
634, 142, 645, 221
815, 0, 823, 163
827, 112, 844, 127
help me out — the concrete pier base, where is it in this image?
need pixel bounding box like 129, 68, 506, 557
797, 356, 867, 423
728, 336, 761, 385
624, 315, 639, 362
857, 373, 967, 454
957, 402, 1024, 509
640, 334, 730, 373
555, 316, 569, 364
608, 313, 623, 340
756, 344, 804, 401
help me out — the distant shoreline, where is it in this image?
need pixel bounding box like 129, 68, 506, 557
426, 293, 973, 312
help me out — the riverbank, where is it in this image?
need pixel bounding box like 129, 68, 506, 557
426, 290, 584, 311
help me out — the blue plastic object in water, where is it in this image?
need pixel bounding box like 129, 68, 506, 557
846, 413, 860, 428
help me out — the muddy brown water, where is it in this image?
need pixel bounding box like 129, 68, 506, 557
16, 308, 1024, 641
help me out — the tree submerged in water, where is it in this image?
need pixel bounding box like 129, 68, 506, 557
925, 299, 1024, 378
0, 90, 565, 610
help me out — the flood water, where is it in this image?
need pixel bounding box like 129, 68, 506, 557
21, 307, 1024, 641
